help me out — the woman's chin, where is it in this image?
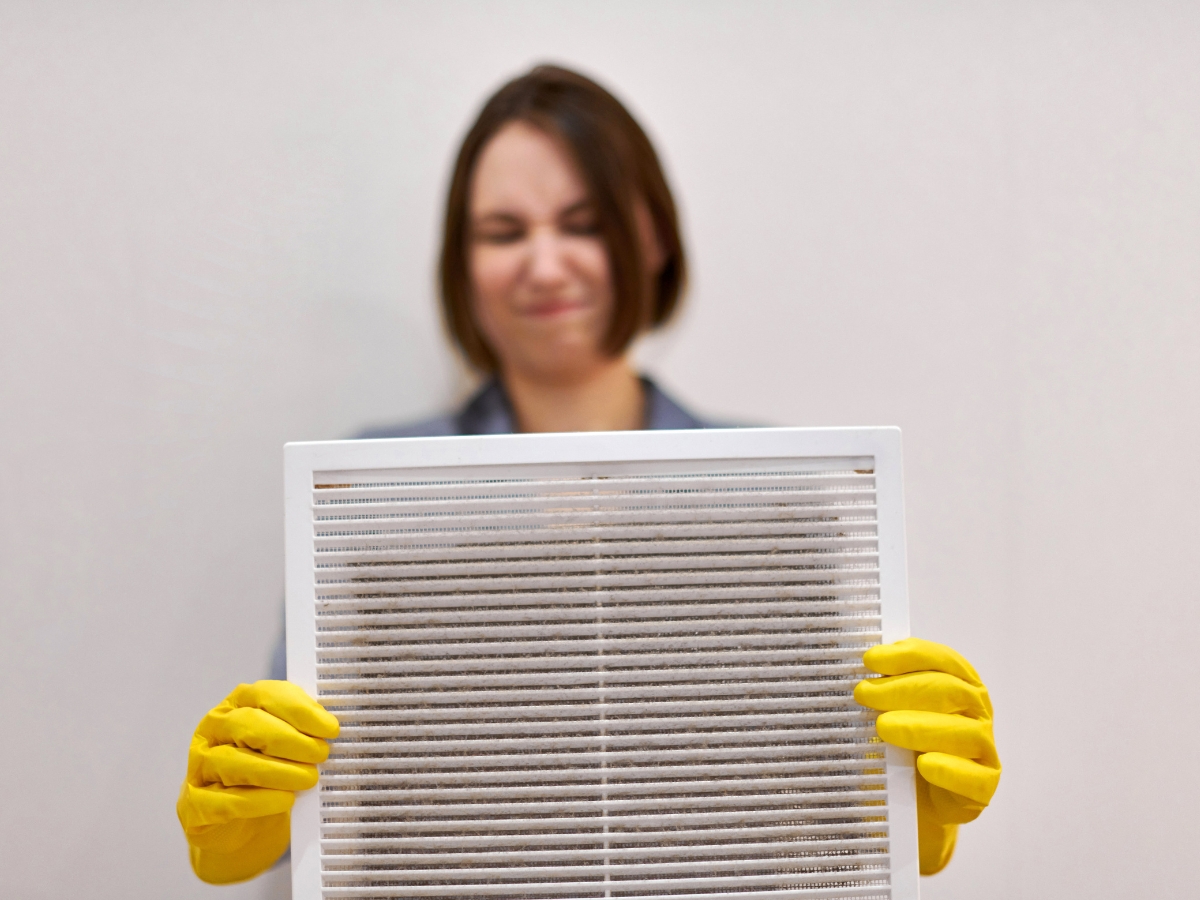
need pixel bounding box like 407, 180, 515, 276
507, 348, 618, 386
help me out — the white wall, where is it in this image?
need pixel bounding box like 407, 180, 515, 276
2, 2, 1197, 897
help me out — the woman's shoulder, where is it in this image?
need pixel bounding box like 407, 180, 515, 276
642, 377, 710, 430
351, 381, 513, 439
352, 414, 461, 439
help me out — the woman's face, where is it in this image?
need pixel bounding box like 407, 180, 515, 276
468, 121, 615, 383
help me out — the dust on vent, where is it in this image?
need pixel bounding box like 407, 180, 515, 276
286, 428, 918, 900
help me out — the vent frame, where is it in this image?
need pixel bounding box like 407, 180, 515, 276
286, 426, 919, 900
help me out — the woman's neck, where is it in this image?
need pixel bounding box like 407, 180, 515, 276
500, 358, 645, 433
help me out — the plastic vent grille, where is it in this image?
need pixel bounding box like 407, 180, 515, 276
305, 458, 896, 900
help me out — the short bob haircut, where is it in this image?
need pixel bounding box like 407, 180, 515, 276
439, 64, 687, 373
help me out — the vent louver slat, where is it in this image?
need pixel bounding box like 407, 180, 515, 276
300, 456, 899, 900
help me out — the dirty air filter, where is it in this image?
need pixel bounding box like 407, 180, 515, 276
285, 427, 919, 900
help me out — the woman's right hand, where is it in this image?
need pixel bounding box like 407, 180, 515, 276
176, 681, 340, 884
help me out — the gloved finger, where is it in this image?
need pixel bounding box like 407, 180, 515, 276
188, 813, 292, 884
182, 812, 288, 854
914, 777, 961, 873
199, 706, 331, 764
875, 710, 994, 760
925, 780, 986, 824
177, 781, 295, 831
198, 743, 320, 791
854, 671, 990, 719
863, 638, 982, 687
229, 681, 340, 739
917, 751, 1000, 806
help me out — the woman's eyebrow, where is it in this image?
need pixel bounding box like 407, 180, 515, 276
472, 211, 523, 225
558, 200, 593, 217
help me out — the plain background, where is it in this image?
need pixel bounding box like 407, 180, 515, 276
2, 2, 1198, 897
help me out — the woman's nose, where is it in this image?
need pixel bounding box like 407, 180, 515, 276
526, 228, 570, 286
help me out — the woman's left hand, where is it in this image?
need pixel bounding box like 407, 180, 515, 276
853, 638, 1001, 875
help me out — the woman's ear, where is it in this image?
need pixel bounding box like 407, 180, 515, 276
634, 200, 666, 277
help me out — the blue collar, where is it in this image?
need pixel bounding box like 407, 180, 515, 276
456, 377, 708, 434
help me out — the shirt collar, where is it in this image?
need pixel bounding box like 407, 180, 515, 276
454, 377, 707, 435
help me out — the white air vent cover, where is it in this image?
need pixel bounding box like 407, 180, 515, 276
286, 427, 918, 900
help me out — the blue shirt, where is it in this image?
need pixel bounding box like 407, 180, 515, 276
268, 377, 709, 680
356, 375, 708, 438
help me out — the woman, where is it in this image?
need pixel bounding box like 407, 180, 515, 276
366, 62, 702, 437
176, 65, 1000, 885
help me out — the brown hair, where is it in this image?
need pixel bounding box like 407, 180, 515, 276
439, 64, 687, 373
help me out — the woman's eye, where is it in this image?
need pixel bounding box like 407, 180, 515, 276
474, 227, 524, 244
562, 218, 600, 236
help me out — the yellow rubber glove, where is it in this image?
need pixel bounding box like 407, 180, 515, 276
853, 638, 1000, 876
176, 681, 340, 884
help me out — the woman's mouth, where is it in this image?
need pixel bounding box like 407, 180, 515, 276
523, 297, 589, 318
